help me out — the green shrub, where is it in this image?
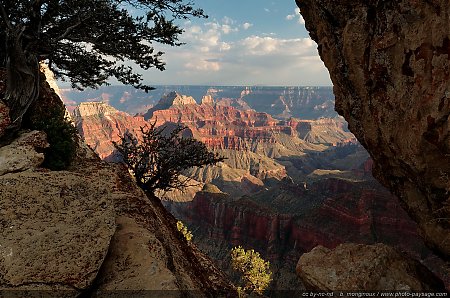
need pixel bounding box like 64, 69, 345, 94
177, 221, 193, 241
32, 106, 78, 170
231, 246, 272, 295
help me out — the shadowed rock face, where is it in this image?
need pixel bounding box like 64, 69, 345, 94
297, 243, 445, 291
296, 0, 450, 259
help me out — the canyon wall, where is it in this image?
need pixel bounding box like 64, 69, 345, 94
73, 93, 356, 198
73, 89, 449, 288
297, 0, 450, 259
165, 175, 449, 288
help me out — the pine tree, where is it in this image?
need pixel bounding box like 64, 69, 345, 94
0, 0, 205, 132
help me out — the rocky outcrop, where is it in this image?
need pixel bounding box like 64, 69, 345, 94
288, 117, 355, 145
83, 162, 235, 294
144, 91, 197, 119
201, 95, 214, 105
297, 243, 445, 291
73, 102, 148, 160
0, 168, 116, 292
73, 101, 119, 118
0, 141, 235, 294
0, 130, 48, 175
0, 71, 235, 295
297, 0, 450, 259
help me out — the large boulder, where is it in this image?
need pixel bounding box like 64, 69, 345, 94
0, 171, 116, 293
87, 163, 235, 295
297, 243, 445, 291
296, 0, 450, 259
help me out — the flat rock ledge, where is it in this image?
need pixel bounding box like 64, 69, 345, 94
0, 171, 116, 294
0, 131, 116, 295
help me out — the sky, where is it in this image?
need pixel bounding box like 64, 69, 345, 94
136, 0, 332, 86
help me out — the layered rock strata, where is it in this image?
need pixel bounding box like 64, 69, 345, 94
73, 93, 354, 160
167, 176, 449, 289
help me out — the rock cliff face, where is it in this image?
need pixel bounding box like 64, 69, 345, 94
297, 0, 450, 259
74, 102, 148, 160
0, 72, 235, 295
166, 175, 449, 289
74, 93, 354, 156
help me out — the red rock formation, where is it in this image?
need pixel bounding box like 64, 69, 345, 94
73, 102, 148, 159
297, 0, 450, 259
74, 93, 354, 170
169, 177, 448, 287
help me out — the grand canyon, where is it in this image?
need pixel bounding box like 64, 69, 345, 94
67, 86, 449, 289
1, 0, 449, 294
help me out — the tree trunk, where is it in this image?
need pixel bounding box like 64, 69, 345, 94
4, 27, 39, 134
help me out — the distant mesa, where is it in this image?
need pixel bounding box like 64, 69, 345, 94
201, 95, 214, 105
72, 101, 119, 118
62, 85, 337, 120
144, 91, 196, 120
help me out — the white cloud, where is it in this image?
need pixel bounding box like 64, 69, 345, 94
264, 8, 270, 12
222, 16, 235, 25
221, 24, 238, 34
240, 36, 316, 56
140, 21, 330, 86
220, 42, 231, 51
286, 7, 305, 24
184, 60, 221, 71
242, 22, 253, 30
